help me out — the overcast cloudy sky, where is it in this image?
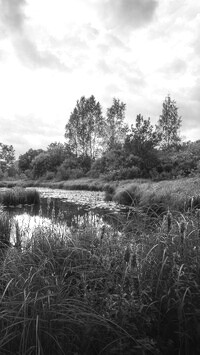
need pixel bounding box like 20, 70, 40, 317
0, 0, 199, 157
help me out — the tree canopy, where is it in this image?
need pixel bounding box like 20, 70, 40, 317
65, 95, 104, 158
157, 95, 182, 150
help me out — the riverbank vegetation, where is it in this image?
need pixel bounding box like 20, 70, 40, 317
0, 202, 200, 354
0, 187, 40, 207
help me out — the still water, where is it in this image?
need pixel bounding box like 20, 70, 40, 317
6, 188, 128, 245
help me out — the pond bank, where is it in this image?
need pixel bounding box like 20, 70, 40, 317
1, 176, 200, 214
0, 177, 148, 195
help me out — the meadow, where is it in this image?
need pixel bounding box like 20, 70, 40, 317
0, 178, 200, 354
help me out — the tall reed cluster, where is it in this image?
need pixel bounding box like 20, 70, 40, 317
0, 187, 40, 206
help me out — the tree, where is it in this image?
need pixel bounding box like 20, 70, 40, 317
124, 114, 159, 173
65, 95, 104, 159
0, 143, 15, 172
47, 142, 71, 172
31, 152, 50, 178
157, 95, 182, 150
18, 148, 44, 172
104, 98, 128, 150
126, 114, 159, 155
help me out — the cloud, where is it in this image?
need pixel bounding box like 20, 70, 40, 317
14, 36, 68, 70
160, 58, 187, 78
0, 114, 65, 157
0, 0, 69, 70
98, 0, 158, 31
0, 0, 26, 33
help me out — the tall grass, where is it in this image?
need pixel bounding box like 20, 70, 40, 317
0, 187, 40, 206
1, 200, 200, 353
0, 214, 149, 354
113, 177, 200, 214
0, 207, 12, 247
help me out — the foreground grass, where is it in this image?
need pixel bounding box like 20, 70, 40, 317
1, 205, 200, 354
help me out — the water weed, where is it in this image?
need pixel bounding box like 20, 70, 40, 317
0, 187, 40, 207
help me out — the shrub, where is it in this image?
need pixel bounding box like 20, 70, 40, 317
113, 183, 142, 206
45, 171, 55, 180
104, 183, 116, 201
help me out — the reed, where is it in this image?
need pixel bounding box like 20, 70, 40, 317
0, 187, 40, 206
0, 208, 12, 247
0, 201, 200, 353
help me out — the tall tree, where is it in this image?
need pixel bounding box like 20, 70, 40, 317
65, 95, 104, 158
157, 95, 182, 150
104, 98, 128, 150
0, 143, 15, 172
125, 114, 159, 172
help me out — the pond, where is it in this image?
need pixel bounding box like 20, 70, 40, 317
5, 188, 129, 246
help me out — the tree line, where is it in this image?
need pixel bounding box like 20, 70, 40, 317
1, 94, 200, 181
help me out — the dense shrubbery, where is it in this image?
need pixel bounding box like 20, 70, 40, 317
14, 139, 200, 183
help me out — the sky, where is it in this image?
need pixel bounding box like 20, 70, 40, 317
0, 0, 200, 157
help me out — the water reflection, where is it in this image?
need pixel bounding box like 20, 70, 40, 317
7, 197, 125, 246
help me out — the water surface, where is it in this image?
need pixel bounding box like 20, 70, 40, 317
6, 188, 127, 245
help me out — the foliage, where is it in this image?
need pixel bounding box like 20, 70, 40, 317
0, 143, 15, 180
65, 95, 104, 158
157, 95, 182, 150
18, 148, 44, 172
104, 98, 128, 150
46, 142, 70, 172
31, 152, 50, 178
150, 140, 200, 180
125, 114, 160, 175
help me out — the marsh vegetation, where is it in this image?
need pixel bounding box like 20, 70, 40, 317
0, 187, 40, 207
0, 184, 200, 354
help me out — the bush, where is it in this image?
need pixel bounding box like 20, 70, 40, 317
45, 171, 55, 180
113, 183, 142, 206
104, 183, 116, 201
56, 166, 84, 180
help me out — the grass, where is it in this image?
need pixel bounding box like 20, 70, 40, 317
0, 212, 147, 355
0, 199, 200, 354
0, 206, 12, 246
0, 187, 40, 207
112, 176, 200, 214
0, 177, 108, 191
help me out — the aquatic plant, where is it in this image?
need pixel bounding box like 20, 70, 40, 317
0, 208, 12, 247
0, 187, 40, 206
